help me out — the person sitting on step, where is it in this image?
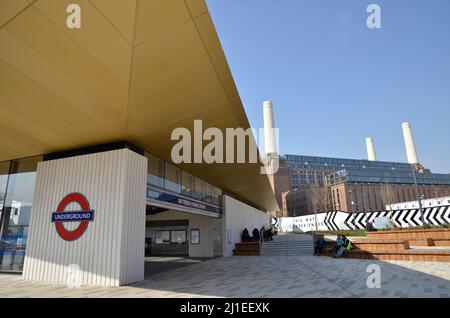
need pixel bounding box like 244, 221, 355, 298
335, 235, 351, 258
314, 238, 327, 256
241, 228, 250, 242
334, 235, 343, 254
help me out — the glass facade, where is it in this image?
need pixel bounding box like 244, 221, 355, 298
0, 156, 42, 272
164, 162, 182, 193
147, 153, 164, 188
283, 154, 450, 187
326, 167, 450, 186
284, 154, 407, 170
181, 170, 195, 198
145, 152, 222, 207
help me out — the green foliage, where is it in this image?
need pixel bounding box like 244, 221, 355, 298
316, 230, 367, 237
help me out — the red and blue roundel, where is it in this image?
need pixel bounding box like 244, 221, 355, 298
51, 193, 95, 241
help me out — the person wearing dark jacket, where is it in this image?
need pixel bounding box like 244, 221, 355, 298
241, 228, 250, 242
314, 238, 327, 256
252, 228, 260, 242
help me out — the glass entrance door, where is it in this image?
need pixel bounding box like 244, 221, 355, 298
0, 156, 40, 272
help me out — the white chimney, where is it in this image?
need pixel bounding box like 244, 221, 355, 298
402, 122, 419, 164
263, 100, 277, 155
365, 137, 377, 161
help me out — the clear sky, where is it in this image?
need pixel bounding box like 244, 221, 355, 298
207, 0, 450, 173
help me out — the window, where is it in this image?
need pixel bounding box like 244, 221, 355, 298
195, 177, 206, 201
181, 170, 195, 198
0, 156, 42, 272
147, 153, 164, 188
205, 183, 214, 203
164, 163, 181, 193
213, 187, 222, 206
171, 231, 186, 244
0, 161, 9, 222
155, 231, 170, 244
190, 229, 200, 244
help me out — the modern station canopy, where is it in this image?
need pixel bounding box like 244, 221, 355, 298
0, 0, 278, 212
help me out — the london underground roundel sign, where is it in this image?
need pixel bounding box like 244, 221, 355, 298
51, 193, 95, 241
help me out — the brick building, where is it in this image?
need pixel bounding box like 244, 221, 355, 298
273, 154, 450, 216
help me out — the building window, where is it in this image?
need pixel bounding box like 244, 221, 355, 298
171, 230, 187, 244
205, 183, 214, 203
213, 187, 222, 206
164, 163, 181, 194
190, 229, 200, 244
195, 177, 206, 201
147, 153, 164, 188
181, 170, 195, 198
155, 231, 170, 244
0, 156, 41, 272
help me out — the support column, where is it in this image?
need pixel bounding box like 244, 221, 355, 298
23, 148, 147, 286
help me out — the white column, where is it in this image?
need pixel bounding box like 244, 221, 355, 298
263, 100, 278, 155
365, 137, 377, 161
23, 148, 147, 287
402, 122, 419, 164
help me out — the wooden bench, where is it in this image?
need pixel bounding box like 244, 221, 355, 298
433, 239, 450, 246
408, 238, 434, 246
367, 228, 450, 240
351, 239, 410, 251
367, 228, 450, 247
233, 242, 260, 256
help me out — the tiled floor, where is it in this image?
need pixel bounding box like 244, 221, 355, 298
0, 256, 449, 298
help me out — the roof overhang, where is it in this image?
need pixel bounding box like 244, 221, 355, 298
0, 0, 278, 212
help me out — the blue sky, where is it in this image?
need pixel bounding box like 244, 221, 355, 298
207, 0, 450, 173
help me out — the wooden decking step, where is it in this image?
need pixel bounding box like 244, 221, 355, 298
351, 239, 410, 251
367, 228, 450, 241
233, 249, 260, 256
433, 239, 450, 246
323, 248, 450, 262
233, 242, 260, 256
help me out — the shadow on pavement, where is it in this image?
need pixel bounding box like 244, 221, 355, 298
133, 256, 450, 298
144, 256, 211, 278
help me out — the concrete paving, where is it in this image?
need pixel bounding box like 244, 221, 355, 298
144, 256, 210, 277
0, 256, 449, 298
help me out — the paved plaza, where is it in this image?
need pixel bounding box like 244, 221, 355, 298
0, 256, 449, 298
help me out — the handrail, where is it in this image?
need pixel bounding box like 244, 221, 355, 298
259, 228, 264, 248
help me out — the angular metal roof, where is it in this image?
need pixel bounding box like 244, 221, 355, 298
0, 0, 278, 212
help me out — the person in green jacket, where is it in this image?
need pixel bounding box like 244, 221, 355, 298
336, 235, 351, 258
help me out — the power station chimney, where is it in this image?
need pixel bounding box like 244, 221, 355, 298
263, 101, 277, 155
365, 137, 377, 161
402, 122, 419, 164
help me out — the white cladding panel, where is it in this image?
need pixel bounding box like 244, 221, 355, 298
223, 195, 269, 257
146, 210, 221, 258
23, 149, 146, 286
